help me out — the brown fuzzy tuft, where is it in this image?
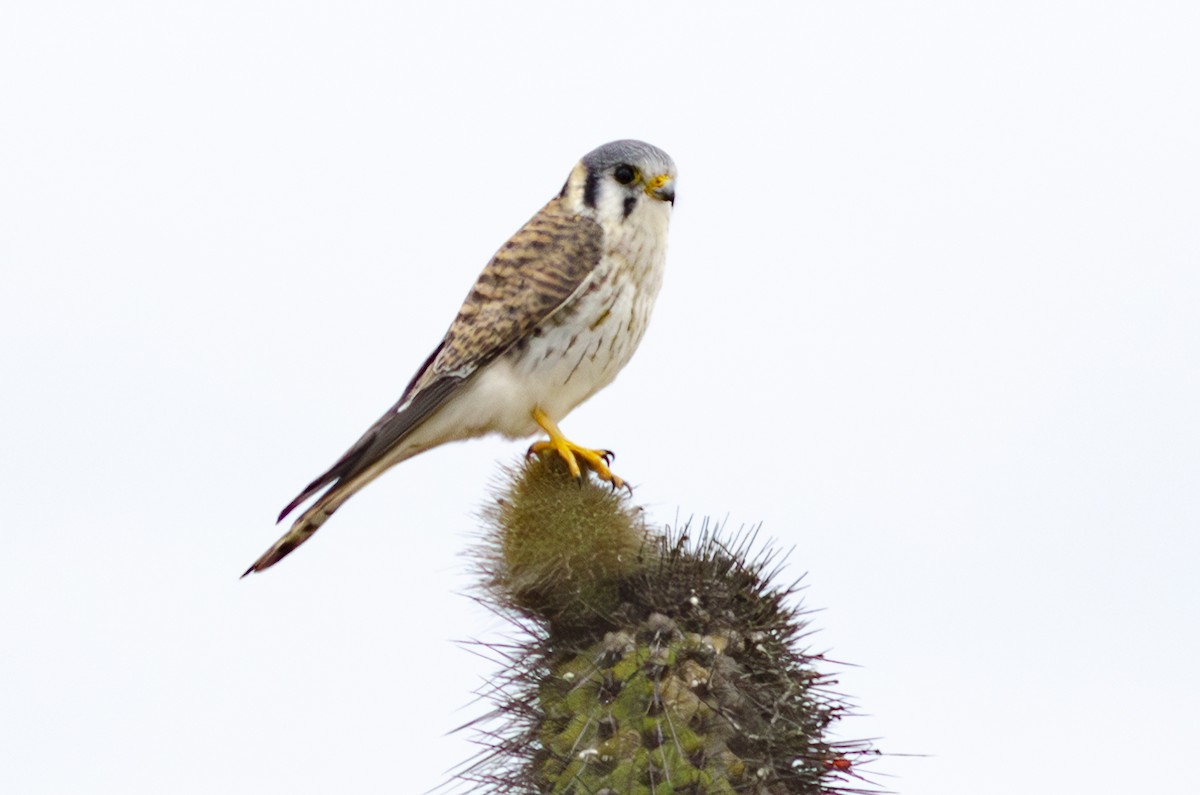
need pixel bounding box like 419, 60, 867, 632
478, 453, 649, 629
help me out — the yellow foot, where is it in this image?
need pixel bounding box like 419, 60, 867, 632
529, 408, 627, 490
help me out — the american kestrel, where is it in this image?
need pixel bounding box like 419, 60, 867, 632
244, 140, 676, 575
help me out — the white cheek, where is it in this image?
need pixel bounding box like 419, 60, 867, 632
593, 184, 629, 221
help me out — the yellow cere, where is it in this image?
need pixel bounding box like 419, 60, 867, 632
645, 173, 670, 191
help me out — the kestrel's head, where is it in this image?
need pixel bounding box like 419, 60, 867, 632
561, 140, 676, 223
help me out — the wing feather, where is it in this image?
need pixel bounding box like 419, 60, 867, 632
409, 200, 604, 391
275, 199, 603, 523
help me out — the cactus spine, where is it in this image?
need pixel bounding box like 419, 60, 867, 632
457, 455, 873, 794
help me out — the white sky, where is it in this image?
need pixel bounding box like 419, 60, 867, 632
3, 2, 1198, 793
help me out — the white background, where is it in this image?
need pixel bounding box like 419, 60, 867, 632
3, 3, 1198, 793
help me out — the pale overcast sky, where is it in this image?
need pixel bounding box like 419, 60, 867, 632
3, 3, 1198, 793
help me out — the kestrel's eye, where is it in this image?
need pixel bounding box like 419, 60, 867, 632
613, 164, 637, 185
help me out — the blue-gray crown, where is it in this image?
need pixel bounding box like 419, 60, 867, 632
581, 140, 675, 175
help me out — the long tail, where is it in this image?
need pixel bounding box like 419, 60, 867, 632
241, 417, 433, 576
241, 469, 378, 576
242, 363, 466, 577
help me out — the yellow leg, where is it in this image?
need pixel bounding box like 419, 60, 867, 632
528, 408, 626, 490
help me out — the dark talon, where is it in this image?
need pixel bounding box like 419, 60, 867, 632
600, 449, 615, 464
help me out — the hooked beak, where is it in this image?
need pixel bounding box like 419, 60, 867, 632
644, 173, 675, 205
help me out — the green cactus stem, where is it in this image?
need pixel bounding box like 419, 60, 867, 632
457, 454, 876, 794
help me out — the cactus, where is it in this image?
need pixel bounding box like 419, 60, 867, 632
455, 454, 875, 794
